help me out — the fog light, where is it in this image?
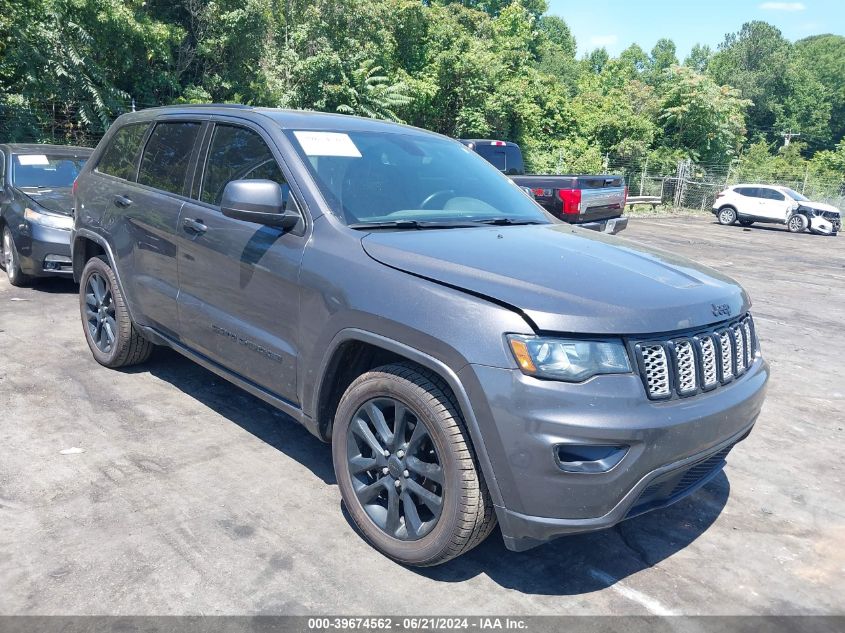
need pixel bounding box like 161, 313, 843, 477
554, 444, 628, 474
43, 255, 72, 271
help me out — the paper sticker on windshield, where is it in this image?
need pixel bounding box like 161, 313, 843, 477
17, 154, 50, 165
293, 131, 361, 157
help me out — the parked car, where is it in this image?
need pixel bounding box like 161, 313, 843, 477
0, 143, 92, 286
712, 184, 842, 235
72, 106, 768, 566
460, 139, 628, 234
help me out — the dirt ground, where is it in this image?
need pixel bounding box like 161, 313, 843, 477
0, 215, 842, 615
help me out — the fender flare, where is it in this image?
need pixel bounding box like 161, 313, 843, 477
314, 327, 505, 508
72, 228, 136, 322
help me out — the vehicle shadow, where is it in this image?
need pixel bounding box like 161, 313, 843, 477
134, 346, 336, 486
130, 346, 730, 596
410, 473, 729, 594
19, 277, 78, 293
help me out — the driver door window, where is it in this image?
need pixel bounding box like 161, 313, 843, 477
199, 124, 294, 212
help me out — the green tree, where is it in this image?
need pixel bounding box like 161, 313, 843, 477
658, 65, 750, 163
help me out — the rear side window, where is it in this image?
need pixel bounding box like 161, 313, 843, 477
97, 123, 148, 181
735, 187, 760, 198
138, 122, 201, 195
200, 124, 287, 206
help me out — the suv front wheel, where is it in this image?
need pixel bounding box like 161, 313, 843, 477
332, 363, 496, 566
79, 256, 153, 368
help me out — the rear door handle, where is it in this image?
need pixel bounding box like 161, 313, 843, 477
113, 195, 132, 208
183, 218, 207, 235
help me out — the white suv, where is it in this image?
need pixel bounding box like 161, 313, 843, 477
713, 184, 841, 236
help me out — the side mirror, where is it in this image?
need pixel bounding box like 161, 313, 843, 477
220, 179, 300, 230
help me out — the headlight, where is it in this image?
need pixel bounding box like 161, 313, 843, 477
24, 207, 73, 230
507, 335, 631, 382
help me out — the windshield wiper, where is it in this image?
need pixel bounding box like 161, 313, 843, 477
348, 219, 490, 230
474, 217, 543, 226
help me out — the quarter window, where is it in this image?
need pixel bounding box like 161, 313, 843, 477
138, 122, 202, 194
200, 124, 289, 206
97, 123, 149, 181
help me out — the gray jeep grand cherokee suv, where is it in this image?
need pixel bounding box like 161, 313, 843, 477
72, 105, 769, 566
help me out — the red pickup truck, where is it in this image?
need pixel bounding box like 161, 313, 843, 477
460, 139, 629, 234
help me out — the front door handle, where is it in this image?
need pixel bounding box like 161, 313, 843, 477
183, 218, 207, 235
113, 195, 132, 208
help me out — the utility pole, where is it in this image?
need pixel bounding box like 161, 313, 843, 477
781, 130, 801, 147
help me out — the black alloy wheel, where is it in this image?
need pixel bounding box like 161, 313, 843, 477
346, 397, 444, 540
84, 271, 117, 354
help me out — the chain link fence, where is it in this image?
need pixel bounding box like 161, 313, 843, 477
607, 155, 845, 211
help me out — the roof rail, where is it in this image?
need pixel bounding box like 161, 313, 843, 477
155, 103, 253, 109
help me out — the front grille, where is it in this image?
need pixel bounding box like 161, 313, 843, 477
634, 315, 757, 400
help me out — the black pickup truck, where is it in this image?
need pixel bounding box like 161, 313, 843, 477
460, 139, 628, 234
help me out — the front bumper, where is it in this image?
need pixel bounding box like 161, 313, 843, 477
15, 222, 73, 276
576, 216, 628, 235
458, 356, 768, 552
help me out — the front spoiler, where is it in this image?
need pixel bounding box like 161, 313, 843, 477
496, 421, 755, 552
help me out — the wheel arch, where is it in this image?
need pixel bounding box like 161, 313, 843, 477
72, 229, 137, 323
313, 328, 505, 508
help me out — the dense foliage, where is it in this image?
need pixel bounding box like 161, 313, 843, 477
1, 0, 843, 185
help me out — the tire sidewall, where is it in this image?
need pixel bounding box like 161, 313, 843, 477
718, 207, 737, 225
3, 226, 27, 286
79, 257, 124, 365
332, 372, 463, 565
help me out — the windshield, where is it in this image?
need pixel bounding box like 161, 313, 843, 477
782, 187, 809, 202
285, 130, 548, 227
12, 153, 87, 188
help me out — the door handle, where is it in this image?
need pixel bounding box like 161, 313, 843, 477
183, 218, 207, 235
113, 195, 132, 208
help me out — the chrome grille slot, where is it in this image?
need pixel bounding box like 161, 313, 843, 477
719, 330, 734, 381
636, 315, 756, 400
697, 335, 718, 388
639, 344, 670, 398
743, 320, 753, 366
733, 325, 746, 375
673, 340, 697, 394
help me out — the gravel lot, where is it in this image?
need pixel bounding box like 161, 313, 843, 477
0, 216, 842, 616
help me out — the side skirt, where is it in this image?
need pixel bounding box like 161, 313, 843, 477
140, 326, 322, 441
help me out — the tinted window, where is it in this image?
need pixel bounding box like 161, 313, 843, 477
97, 123, 148, 180
12, 153, 87, 188
138, 122, 201, 194
200, 124, 287, 205
472, 144, 524, 175
735, 187, 760, 198
759, 188, 785, 201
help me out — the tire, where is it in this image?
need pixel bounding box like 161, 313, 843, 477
332, 363, 496, 566
79, 256, 153, 368
738, 219, 754, 227
717, 207, 737, 225
787, 214, 808, 233
2, 226, 32, 287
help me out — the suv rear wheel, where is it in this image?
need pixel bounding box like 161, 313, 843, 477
332, 363, 496, 566
718, 207, 737, 225
79, 256, 153, 368
2, 226, 32, 287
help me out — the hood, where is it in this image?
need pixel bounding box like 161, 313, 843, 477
803, 201, 841, 214
361, 224, 749, 335
19, 187, 74, 216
